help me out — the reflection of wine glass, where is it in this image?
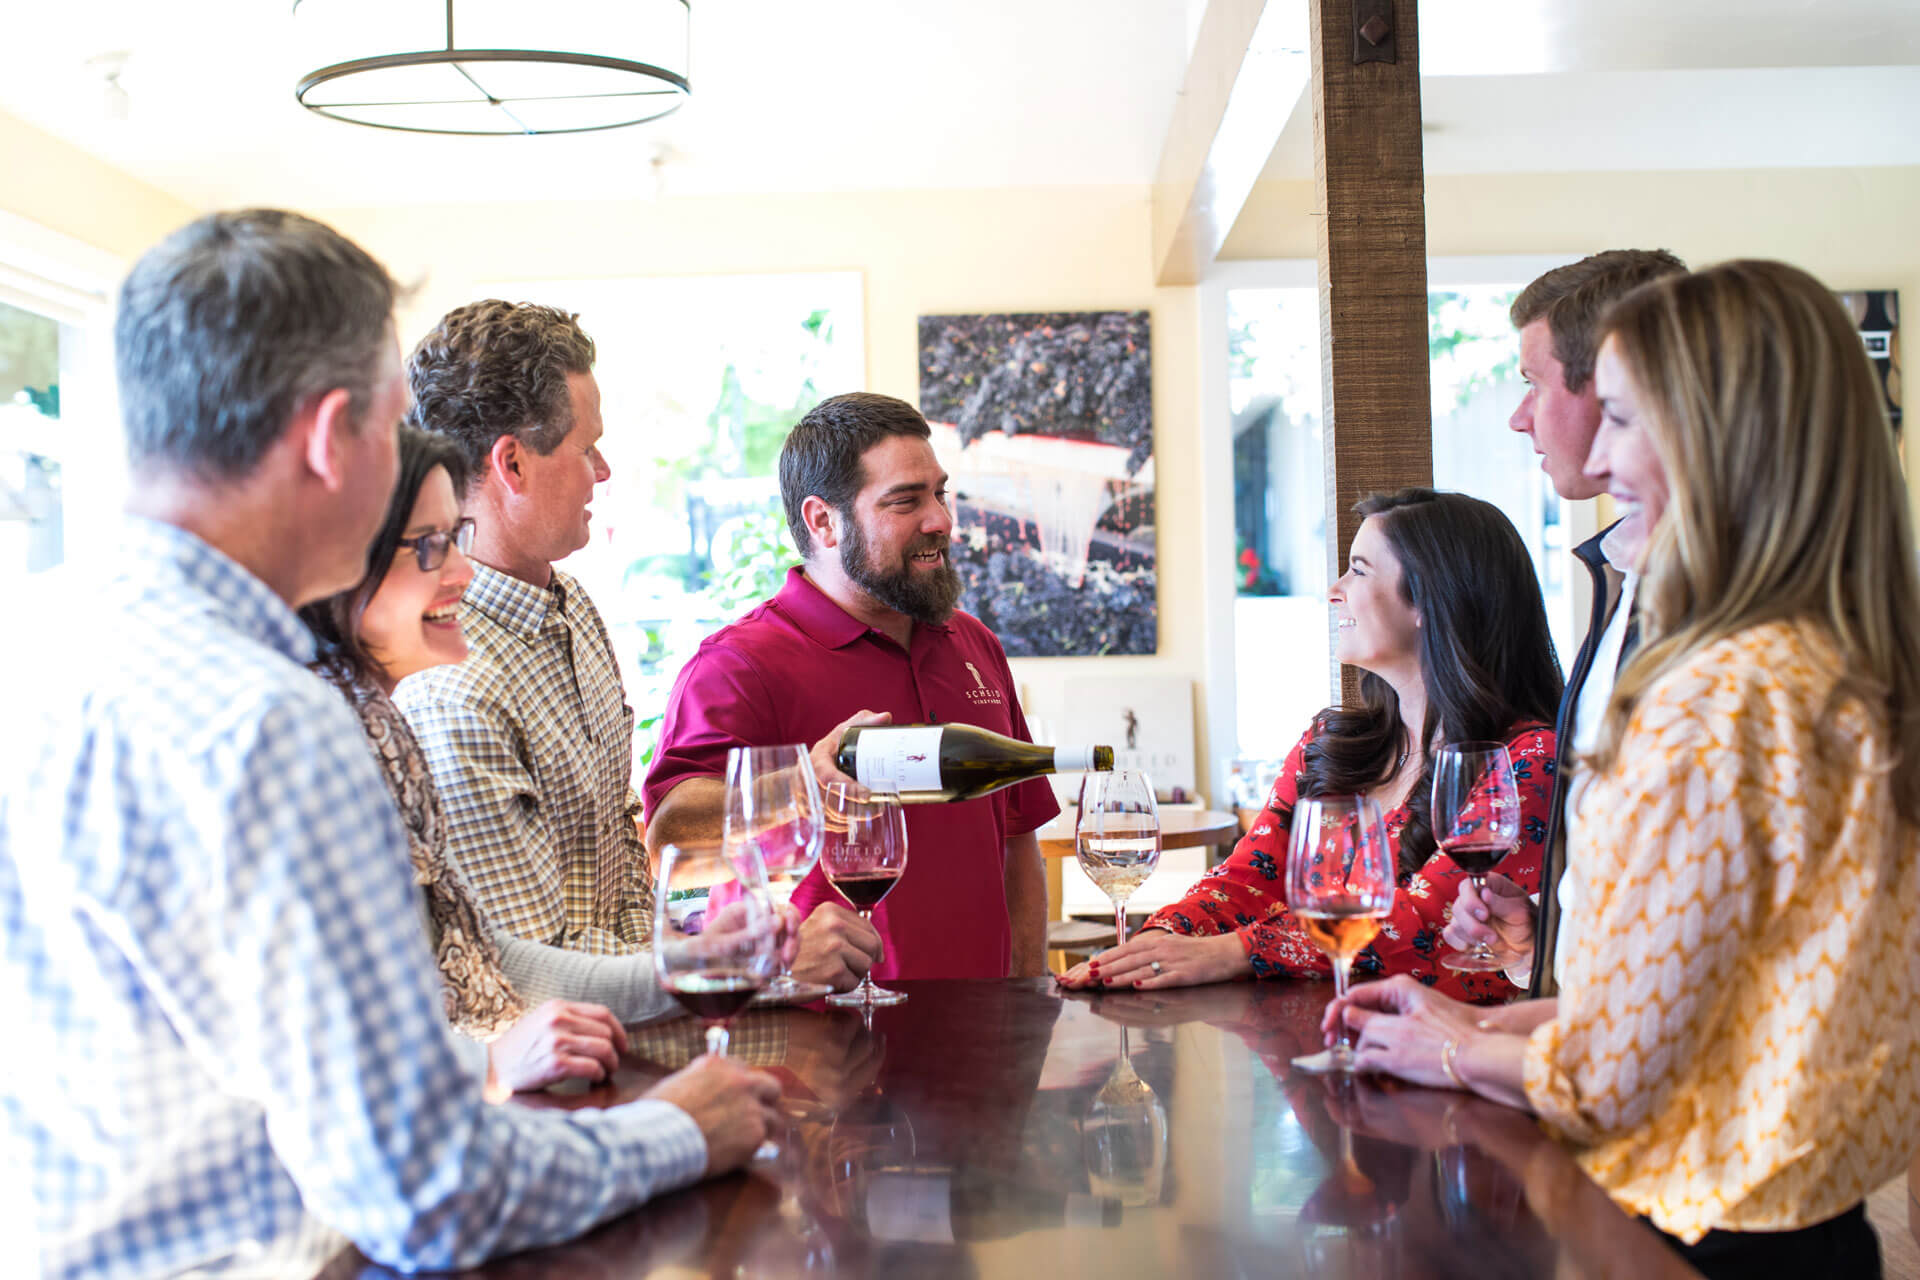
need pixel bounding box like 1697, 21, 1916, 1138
1080, 1026, 1168, 1206
825, 1011, 918, 1224
652, 842, 782, 1056
1299, 1078, 1401, 1278
1432, 743, 1521, 972
820, 783, 909, 1008
1075, 770, 1161, 947
1433, 1139, 1526, 1238
1285, 795, 1394, 1074
725, 743, 830, 1000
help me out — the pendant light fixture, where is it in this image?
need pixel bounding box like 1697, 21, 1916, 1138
294, 0, 689, 136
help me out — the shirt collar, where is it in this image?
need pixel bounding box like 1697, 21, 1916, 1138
463, 560, 569, 636
1596, 519, 1640, 582
772, 566, 953, 651
121, 514, 316, 664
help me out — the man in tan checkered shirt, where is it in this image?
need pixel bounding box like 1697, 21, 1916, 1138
394, 301, 653, 955
396, 302, 875, 986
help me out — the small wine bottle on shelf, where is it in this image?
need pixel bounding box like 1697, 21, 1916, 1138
836, 723, 1113, 804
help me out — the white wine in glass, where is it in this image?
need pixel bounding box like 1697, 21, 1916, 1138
1431, 742, 1521, 973
1075, 770, 1161, 948
1286, 794, 1394, 1075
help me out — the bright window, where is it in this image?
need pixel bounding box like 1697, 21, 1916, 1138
483, 272, 864, 771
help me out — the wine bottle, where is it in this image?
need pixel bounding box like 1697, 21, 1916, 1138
836, 723, 1112, 804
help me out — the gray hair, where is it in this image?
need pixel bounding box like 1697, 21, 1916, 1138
115, 209, 399, 478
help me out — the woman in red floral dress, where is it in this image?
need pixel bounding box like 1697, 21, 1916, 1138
1060, 489, 1562, 1004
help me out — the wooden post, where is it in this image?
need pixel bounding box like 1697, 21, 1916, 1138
1312, 0, 1433, 703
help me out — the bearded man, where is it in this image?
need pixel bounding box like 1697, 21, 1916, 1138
644, 393, 1057, 979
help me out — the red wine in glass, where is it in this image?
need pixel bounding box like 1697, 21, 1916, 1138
830, 869, 902, 912
1432, 743, 1522, 973
667, 972, 764, 1022
1439, 838, 1512, 878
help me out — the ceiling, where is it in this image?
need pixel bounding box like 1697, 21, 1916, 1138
2, 0, 1917, 211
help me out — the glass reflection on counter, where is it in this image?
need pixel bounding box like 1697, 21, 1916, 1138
1080, 1025, 1169, 1207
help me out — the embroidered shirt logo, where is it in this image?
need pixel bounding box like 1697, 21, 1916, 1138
961, 660, 1004, 706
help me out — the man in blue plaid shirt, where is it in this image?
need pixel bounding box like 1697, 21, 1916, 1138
0, 210, 779, 1279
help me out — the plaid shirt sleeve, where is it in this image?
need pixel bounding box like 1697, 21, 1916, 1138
174, 694, 708, 1269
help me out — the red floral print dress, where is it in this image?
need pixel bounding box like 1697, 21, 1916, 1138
1143, 722, 1555, 1004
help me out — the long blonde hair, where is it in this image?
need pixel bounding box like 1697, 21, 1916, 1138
1589, 259, 1920, 821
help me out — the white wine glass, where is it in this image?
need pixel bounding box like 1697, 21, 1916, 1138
1285, 794, 1394, 1074
820, 783, 909, 1008
1431, 743, 1521, 973
652, 841, 782, 1056
725, 743, 829, 1000
1075, 770, 1161, 948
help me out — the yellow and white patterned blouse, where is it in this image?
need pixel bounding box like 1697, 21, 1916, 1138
1524, 618, 1920, 1243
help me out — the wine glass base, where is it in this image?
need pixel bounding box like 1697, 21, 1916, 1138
1289, 1049, 1355, 1076
1440, 950, 1511, 973
827, 985, 907, 1007
756, 976, 836, 1003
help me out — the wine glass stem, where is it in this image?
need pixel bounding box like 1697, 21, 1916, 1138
706, 1021, 730, 1057
858, 909, 878, 1002
1113, 897, 1129, 948
1471, 874, 1494, 958
1331, 954, 1354, 1064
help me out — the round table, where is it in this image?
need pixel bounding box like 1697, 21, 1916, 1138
1035, 807, 1239, 859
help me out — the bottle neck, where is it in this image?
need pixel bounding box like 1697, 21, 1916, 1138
1051, 745, 1103, 772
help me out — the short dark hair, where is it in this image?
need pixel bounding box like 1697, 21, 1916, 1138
406, 300, 597, 488
1301, 488, 1564, 879
299, 426, 470, 687
115, 209, 398, 478
1510, 249, 1688, 394
778, 392, 932, 555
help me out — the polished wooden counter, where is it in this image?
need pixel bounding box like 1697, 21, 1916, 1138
325, 980, 1701, 1279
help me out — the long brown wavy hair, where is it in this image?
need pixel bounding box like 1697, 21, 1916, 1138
1587, 260, 1920, 822
1297, 489, 1564, 878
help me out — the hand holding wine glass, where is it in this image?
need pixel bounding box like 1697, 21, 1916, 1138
725, 743, 830, 1000
1285, 794, 1394, 1075
820, 782, 910, 1008
1076, 769, 1161, 949
1431, 743, 1521, 973
653, 842, 783, 1056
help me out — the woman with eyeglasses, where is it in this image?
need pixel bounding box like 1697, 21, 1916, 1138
301, 428, 767, 1093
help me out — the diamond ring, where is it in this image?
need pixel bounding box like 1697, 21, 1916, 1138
1150, 960, 1163, 974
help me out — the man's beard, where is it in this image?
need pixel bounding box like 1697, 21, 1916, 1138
840, 513, 963, 625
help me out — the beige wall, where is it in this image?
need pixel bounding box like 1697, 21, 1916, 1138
317, 189, 1209, 777
0, 109, 194, 261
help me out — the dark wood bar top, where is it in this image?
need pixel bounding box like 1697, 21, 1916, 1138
326, 980, 1702, 1279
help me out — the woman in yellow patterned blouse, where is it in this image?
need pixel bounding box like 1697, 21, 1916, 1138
1327, 260, 1920, 1279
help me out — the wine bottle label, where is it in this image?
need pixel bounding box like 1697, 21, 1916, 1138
853, 727, 944, 794
867, 1173, 955, 1243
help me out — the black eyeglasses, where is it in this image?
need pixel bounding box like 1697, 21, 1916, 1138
395, 517, 475, 572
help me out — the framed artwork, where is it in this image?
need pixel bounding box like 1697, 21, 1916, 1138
918, 310, 1156, 656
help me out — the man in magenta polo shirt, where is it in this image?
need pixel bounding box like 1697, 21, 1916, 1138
644, 392, 1057, 980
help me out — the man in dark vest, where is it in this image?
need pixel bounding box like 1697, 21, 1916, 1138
1444, 249, 1686, 999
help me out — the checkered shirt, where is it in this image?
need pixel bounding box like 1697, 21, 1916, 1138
0, 519, 705, 1280
396, 563, 653, 955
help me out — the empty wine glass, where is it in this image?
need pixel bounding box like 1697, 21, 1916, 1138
1431, 743, 1521, 973
652, 841, 782, 1056
820, 782, 909, 1008
726, 743, 829, 1000
1075, 770, 1161, 948
1285, 794, 1394, 1075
